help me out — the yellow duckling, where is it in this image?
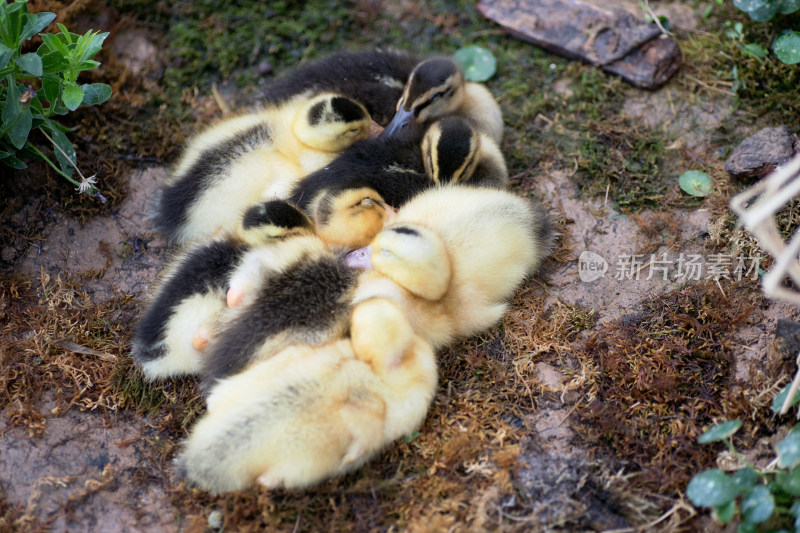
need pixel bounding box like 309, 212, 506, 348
154, 93, 371, 243
176, 297, 437, 493
383, 56, 503, 144
303, 185, 395, 250
132, 200, 316, 381
346, 186, 554, 348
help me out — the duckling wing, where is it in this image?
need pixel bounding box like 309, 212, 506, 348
261, 50, 420, 126
201, 255, 357, 384
132, 240, 245, 366
155, 122, 273, 242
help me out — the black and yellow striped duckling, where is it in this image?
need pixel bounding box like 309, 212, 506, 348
289, 115, 508, 211
132, 200, 315, 381
346, 186, 553, 348
261, 49, 420, 126
420, 116, 507, 188
154, 92, 371, 243
199, 229, 359, 385
383, 56, 504, 144
176, 297, 437, 493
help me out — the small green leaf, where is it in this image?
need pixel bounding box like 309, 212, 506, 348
0, 42, 13, 70
731, 468, 758, 493
15, 52, 42, 76
78, 31, 108, 63
740, 43, 767, 59
61, 82, 83, 111
772, 383, 800, 413
43, 121, 76, 177
780, 0, 800, 14
39, 50, 70, 74
713, 499, 736, 524
679, 170, 714, 197
7, 108, 32, 149
699, 420, 742, 443
736, 522, 757, 533
402, 431, 420, 443
0, 151, 26, 169
75, 59, 101, 72
453, 45, 497, 82
777, 430, 800, 469
687, 469, 739, 507
734, 0, 780, 21
80, 83, 111, 106
773, 31, 800, 65
39, 33, 70, 57
776, 466, 800, 495
41, 78, 60, 107
740, 486, 774, 524
20, 11, 56, 43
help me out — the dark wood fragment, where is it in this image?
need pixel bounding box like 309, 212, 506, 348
476, 0, 682, 89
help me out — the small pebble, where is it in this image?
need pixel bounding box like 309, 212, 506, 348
208, 510, 223, 530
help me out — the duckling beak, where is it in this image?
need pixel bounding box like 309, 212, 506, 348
382, 107, 415, 138
345, 246, 374, 269
383, 204, 398, 224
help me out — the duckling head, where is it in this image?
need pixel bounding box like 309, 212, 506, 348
383, 57, 465, 138
421, 117, 480, 185
345, 224, 451, 301
293, 94, 371, 152
237, 200, 315, 245
310, 186, 394, 250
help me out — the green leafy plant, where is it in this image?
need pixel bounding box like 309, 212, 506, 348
731, 0, 800, 65
0, 0, 111, 199
687, 387, 800, 531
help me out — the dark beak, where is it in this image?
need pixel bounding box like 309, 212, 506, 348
382, 107, 414, 138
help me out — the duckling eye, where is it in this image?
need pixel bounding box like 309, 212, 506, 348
360, 197, 375, 207
430, 91, 445, 103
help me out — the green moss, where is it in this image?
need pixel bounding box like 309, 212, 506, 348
575, 118, 668, 211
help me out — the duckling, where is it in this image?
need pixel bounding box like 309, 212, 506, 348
289, 116, 508, 210
154, 92, 371, 243
131, 200, 315, 381
176, 297, 437, 493
383, 56, 504, 145
199, 230, 358, 385
260, 49, 420, 126
421, 116, 508, 188
346, 186, 554, 348
304, 185, 395, 250
288, 132, 429, 209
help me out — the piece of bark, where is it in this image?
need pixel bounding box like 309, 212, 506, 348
476, 0, 682, 89
725, 126, 799, 180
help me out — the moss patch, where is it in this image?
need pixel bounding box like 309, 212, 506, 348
573, 280, 770, 496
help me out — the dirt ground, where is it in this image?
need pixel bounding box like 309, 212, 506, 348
3, 1, 800, 532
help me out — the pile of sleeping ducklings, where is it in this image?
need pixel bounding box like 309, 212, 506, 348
132, 50, 554, 494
